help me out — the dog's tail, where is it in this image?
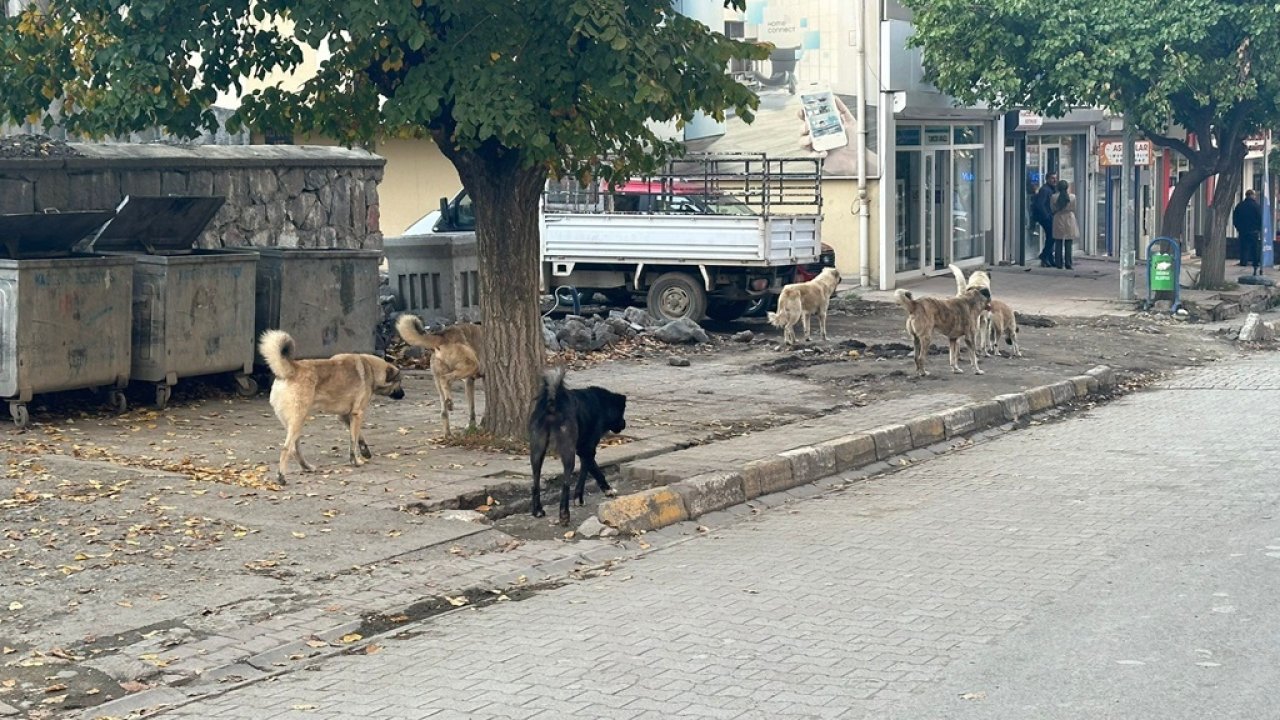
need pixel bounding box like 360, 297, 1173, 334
258, 330, 299, 380
767, 292, 798, 329
948, 263, 967, 297
532, 366, 571, 427
893, 288, 918, 313
396, 313, 438, 349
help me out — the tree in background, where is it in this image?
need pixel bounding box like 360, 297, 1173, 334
0, 0, 765, 437
905, 0, 1280, 288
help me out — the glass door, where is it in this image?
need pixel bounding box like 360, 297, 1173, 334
927, 149, 949, 269
895, 151, 922, 272
952, 148, 981, 261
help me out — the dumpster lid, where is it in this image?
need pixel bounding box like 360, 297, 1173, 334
0, 210, 117, 259
89, 195, 226, 254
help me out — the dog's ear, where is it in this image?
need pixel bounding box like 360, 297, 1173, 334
385, 364, 401, 384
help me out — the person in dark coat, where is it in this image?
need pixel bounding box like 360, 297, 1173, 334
1233, 189, 1263, 271
1033, 173, 1058, 267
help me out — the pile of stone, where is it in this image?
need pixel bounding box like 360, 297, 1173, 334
544, 306, 710, 352
0, 134, 82, 159
374, 269, 712, 355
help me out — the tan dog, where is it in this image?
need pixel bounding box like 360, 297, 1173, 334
397, 314, 484, 437
258, 330, 405, 484
767, 267, 842, 345
950, 263, 993, 352
986, 299, 1022, 357
894, 287, 991, 376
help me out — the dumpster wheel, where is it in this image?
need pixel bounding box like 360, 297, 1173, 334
9, 403, 28, 429
154, 383, 172, 410
109, 390, 128, 414
234, 373, 259, 397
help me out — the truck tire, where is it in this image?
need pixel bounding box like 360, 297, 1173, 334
706, 300, 751, 322
646, 272, 708, 322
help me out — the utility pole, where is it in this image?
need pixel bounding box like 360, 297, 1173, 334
1119, 113, 1136, 301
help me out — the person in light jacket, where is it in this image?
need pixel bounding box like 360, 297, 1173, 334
1051, 179, 1079, 269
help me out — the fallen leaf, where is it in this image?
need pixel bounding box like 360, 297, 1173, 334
563, 531, 576, 539
116, 600, 133, 608
305, 640, 328, 649
340, 633, 362, 644
364, 644, 383, 655
7, 602, 21, 611
43, 683, 67, 693
291, 532, 306, 539
1, 647, 13, 654
41, 694, 67, 704
120, 680, 150, 693
960, 692, 987, 701
291, 704, 318, 711
444, 595, 469, 607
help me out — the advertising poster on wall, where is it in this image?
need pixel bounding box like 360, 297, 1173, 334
682, 0, 880, 178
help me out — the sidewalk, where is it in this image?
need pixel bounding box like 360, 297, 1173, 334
0, 259, 1262, 719
861, 255, 1278, 321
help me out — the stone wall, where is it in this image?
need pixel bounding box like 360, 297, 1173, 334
0, 143, 385, 250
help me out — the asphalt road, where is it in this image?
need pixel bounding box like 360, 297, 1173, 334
156, 351, 1280, 720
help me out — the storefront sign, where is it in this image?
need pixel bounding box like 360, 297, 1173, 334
1015, 111, 1043, 131
1098, 140, 1153, 167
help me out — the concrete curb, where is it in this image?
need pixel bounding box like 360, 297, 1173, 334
595, 365, 1117, 533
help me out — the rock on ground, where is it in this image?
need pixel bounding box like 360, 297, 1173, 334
654, 317, 710, 344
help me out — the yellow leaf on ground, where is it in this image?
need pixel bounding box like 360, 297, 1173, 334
364, 644, 382, 655
445, 595, 468, 607
340, 633, 362, 644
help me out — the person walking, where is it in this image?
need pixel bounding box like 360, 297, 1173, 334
1232, 189, 1263, 273
1051, 179, 1079, 270
1033, 173, 1058, 267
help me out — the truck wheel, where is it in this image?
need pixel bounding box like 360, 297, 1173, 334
646, 272, 708, 322
706, 300, 751, 322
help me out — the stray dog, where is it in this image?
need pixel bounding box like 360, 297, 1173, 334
950, 263, 993, 353
894, 287, 991, 376
528, 367, 627, 526
258, 330, 405, 484
986, 299, 1022, 357
396, 314, 484, 437
767, 266, 842, 345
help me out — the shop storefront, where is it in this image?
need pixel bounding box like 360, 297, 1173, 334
892, 123, 988, 275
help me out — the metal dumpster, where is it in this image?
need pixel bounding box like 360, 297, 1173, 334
0, 210, 134, 428
88, 196, 259, 409
253, 248, 380, 360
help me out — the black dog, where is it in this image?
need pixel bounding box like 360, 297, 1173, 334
529, 367, 627, 526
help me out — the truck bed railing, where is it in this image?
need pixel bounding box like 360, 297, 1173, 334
544, 153, 822, 217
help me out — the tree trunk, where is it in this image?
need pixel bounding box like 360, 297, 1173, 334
1199, 152, 1246, 290
1159, 166, 1210, 246
447, 147, 548, 439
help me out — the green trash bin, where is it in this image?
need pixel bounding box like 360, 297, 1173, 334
1150, 252, 1175, 292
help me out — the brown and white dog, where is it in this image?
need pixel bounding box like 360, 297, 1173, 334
767, 266, 842, 345
986, 298, 1021, 357
259, 330, 405, 484
894, 287, 991, 376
